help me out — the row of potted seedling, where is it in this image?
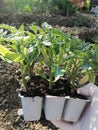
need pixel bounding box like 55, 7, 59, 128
0, 23, 97, 122
20, 93, 89, 122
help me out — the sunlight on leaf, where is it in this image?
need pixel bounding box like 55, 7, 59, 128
0, 45, 22, 63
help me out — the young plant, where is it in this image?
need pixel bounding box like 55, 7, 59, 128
65, 36, 95, 93
84, 42, 98, 72
34, 23, 69, 90
0, 24, 40, 90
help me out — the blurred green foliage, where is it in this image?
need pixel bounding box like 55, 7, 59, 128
0, 0, 91, 15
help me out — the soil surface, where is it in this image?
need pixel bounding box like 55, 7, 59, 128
0, 12, 98, 130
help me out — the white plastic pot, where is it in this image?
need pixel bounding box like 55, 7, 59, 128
19, 93, 43, 121
44, 95, 65, 120
62, 96, 90, 122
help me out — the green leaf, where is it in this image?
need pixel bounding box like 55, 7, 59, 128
30, 24, 39, 34
42, 22, 52, 29
41, 46, 49, 62
26, 31, 36, 37
0, 24, 17, 33
21, 46, 28, 57
29, 48, 40, 65
54, 66, 65, 81
95, 46, 98, 62
42, 41, 52, 46
19, 24, 24, 31
88, 71, 95, 83
0, 45, 22, 63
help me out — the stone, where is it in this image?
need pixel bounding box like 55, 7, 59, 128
17, 109, 23, 116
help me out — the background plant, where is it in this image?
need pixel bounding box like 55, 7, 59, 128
2, 0, 45, 14
1, 0, 78, 15
84, 0, 91, 11
53, 0, 78, 15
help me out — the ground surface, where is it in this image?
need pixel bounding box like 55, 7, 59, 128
0, 11, 98, 130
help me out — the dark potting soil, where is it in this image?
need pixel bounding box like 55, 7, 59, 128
19, 75, 89, 101
19, 75, 71, 97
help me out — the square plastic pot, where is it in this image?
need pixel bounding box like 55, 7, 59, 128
19, 93, 43, 121
62, 96, 90, 122
44, 95, 65, 120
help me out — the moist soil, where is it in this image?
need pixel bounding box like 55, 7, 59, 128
0, 12, 98, 130
19, 75, 71, 97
